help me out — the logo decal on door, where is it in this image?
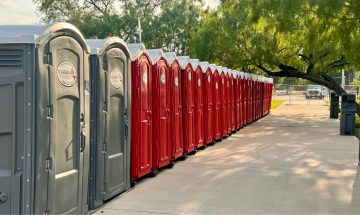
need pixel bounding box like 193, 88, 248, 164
188, 72, 191, 81
208, 75, 211, 83
142, 72, 148, 84
110, 68, 123, 89
174, 76, 179, 87
198, 79, 201, 87
216, 82, 218, 89
160, 74, 166, 84
57, 60, 77, 87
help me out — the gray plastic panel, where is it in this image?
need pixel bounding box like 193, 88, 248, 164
34, 35, 90, 215
89, 41, 130, 210
0, 44, 34, 215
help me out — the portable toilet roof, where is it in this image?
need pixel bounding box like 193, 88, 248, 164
177, 56, 191, 70
216, 66, 223, 73
199, 62, 210, 73
209, 64, 217, 73
87, 37, 129, 56
127, 43, 148, 61
0, 23, 88, 50
147, 48, 167, 66
189, 59, 200, 70
222, 67, 228, 74
163, 52, 177, 64
227, 68, 232, 75
232, 70, 238, 77
239, 71, 244, 78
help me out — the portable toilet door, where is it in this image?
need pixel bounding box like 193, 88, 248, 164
225, 70, 232, 134
244, 73, 249, 124
200, 62, 214, 145
233, 70, 240, 130
192, 59, 205, 148
148, 49, 171, 172
127, 43, 153, 182
87, 38, 130, 209
229, 69, 236, 131
219, 67, 226, 137
241, 73, 245, 125
252, 75, 256, 121
0, 23, 91, 214
164, 52, 183, 160
210, 65, 221, 140
178, 56, 195, 154
248, 74, 253, 123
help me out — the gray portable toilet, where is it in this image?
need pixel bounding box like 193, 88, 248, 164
0, 23, 90, 214
87, 38, 131, 210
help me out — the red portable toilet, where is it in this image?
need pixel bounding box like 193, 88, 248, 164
128, 43, 153, 182
191, 59, 205, 148
147, 49, 171, 173
226, 69, 232, 134
244, 73, 250, 124
230, 69, 236, 132
200, 61, 214, 145
164, 52, 183, 160
219, 67, 229, 137
239, 72, 245, 127
178, 56, 196, 154
249, 74, 254, 123
254, 75, 258, 120
269, 78, 274, 114
232, 70, 241, 130
210, 64, 221, 140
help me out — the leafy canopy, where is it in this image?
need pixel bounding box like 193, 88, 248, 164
189, 0, 360, 78
34, 0, 204, 54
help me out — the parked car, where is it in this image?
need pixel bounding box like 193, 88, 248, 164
305, 85, 327, 99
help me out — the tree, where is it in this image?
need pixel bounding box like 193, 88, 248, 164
189, 0, 360, 115
33, 0, 203, 54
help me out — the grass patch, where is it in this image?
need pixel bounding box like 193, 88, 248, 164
271, 99, 285, 109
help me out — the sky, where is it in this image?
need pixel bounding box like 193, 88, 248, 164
0, 0, 221, 25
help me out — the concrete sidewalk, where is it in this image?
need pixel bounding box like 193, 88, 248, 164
95, 96, 360, 214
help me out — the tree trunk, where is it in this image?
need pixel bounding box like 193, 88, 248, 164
256, 64, 360, 116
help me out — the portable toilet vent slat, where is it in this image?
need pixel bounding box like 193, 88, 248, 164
0, 23, 90, 214
87, 38, 131, 209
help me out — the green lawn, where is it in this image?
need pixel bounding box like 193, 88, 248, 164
271, 99, 285, 109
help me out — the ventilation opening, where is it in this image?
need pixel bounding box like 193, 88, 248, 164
0, 50, 22, 67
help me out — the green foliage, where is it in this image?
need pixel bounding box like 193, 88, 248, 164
189, 0, 360, 79
33, 0, 203, 54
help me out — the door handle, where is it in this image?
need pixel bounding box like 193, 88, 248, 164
80, 113, 86, 152
0, 192, 8, 203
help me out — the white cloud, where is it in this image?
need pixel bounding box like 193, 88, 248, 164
0, 0, 16, 8
0, 0, 40, 24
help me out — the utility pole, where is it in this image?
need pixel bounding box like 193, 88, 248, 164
137, 17, 142, 43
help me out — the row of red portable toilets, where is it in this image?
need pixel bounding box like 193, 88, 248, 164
0, 24, 273, 215
128, 43, 274, 184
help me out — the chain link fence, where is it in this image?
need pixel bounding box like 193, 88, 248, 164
272, 84, 360, 105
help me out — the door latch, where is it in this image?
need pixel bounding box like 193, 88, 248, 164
0, 192, 8, 203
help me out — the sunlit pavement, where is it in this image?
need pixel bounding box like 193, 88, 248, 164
94, 95, 360, 214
